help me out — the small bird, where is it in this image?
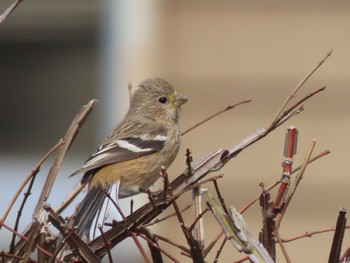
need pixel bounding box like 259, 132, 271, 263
71, 78, 187, 241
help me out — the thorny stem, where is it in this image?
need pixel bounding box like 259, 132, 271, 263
181, 98, 252, 136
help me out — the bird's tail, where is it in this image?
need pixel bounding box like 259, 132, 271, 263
73, 186, 109, 241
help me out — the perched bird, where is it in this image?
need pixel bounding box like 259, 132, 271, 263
71, 78, 187, 241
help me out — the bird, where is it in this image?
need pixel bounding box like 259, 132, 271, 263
70, 78, 187, 241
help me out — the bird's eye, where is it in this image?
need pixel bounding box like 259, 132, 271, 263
158, 96, 167, 104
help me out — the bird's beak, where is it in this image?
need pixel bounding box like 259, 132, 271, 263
174, 93, 188, 107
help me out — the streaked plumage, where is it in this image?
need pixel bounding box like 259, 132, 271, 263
71, 78, 187, 241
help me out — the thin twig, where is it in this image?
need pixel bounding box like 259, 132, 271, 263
202, 231, 224, 257
181, 98, 252, 135
100, 187, 126, 220
213, 236, 227, 263
234, 256, 249, 263
189, 208, 209, 232
0, 221, 55, 259
10, 172, 37, 253
274, 228, 292, 263
98, 225, 113, 263
267, 86, 326, 134
272, 126, 298, 214
1, 139, 64, 226
138, 233, 180, 263
329, 208, 347, 263
22, 100, 97, 262
166, 167, 204, 263
144, 204, 192, 227
49, 231, 75, 263
151, 232, 191, 254
0, 0, 23, 24
281, 225, 350, 243
190, 148, 204, 247
239, 180, 281, 214
173, 174, 224, 200
291, 149, 330, 174
45, 205, 100, 263
213, 179, 229, 215
129, 231, 152, 263
139, 227, 163, 263
54, 182, 84, 215
239, 149, 329, 214
268, 49, 332, 129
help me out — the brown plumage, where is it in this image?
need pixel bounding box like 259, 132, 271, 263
71, 78, 187, 241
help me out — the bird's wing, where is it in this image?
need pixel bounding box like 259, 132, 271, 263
70, 128, 168, 177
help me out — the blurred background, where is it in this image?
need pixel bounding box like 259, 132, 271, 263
1, 0, 350, 262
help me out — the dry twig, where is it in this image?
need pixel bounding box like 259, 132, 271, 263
0, 0, 23, 24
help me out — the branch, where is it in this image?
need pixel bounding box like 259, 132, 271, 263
181, 98, 252, 136
0, 0, 23, 24
273, 228, 292, 263
275, 139, 316, 229
1, 139, 64, 227
268, 49, 332, 129
13, 100, 97, 262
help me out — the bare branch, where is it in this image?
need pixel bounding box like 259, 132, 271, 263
0, 0, 23, 24
268, 50, 332, 128
182, 98, 252, 136
275, 139, 316, 229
